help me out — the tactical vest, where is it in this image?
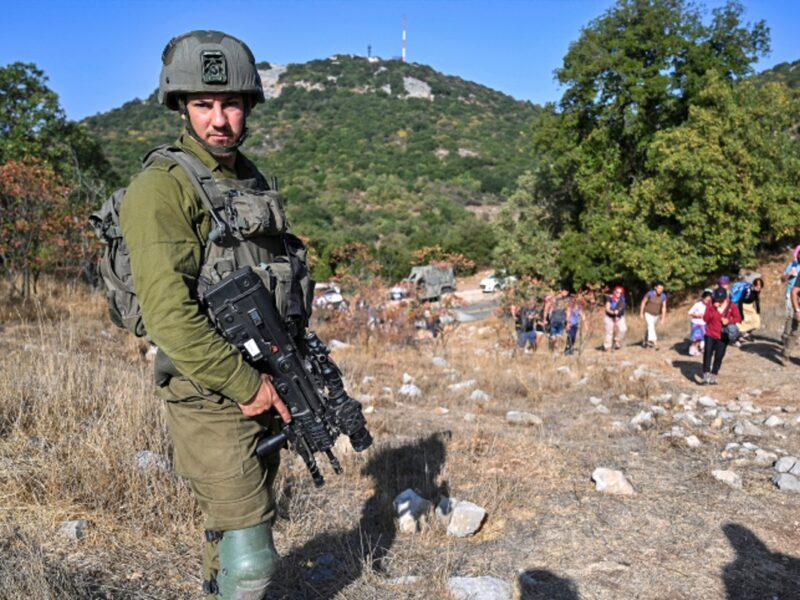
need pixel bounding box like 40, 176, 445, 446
91, 144, 314, 344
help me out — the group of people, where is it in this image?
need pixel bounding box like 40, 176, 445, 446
515, 274, 765, 386
601, 274, 764, 385
512, 290, 588, 355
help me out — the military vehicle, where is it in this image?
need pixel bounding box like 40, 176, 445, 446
405, 265, 456, 301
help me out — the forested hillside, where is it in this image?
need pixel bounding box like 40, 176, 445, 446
84, 56, 540, 280
758, 59, 800, 89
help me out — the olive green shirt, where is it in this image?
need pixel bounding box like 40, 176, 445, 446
120, 133, 260, 404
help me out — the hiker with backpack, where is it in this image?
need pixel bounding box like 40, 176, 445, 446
639, 282, 667, 349
779, 246, 800, 364
696, 287, 742, 385
603, 285, 628, 351
108, 31, 306, 600
565, 295, 587, 356
545, 288, 570, 352
514, 300, 539, 353
731, 277, 763, 343
687, 289, 713, 356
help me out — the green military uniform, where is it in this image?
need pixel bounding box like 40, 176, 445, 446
120, 132, 281, 594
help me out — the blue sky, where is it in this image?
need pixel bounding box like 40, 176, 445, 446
1, 0, 797, 121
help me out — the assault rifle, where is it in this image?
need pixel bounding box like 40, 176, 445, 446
202, 266, 373, 487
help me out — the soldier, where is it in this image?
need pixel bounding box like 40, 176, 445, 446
120, 31, 302, 599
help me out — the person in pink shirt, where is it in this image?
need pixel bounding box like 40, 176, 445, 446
697, 287, 741, 385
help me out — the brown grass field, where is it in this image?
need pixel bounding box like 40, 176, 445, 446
1, 261, 799, 599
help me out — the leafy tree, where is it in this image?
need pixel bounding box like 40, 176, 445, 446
492, 172, 560, 284
0, 160, 83, 298
0, 62, 118, 187
531, 0, 781, 289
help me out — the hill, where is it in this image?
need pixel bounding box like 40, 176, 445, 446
757, 58, 800, 89
84, 55, 541, 280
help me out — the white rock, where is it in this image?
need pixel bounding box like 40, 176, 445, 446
704, 408, 718, 418
686, 435, 702, 448
790, 463, 800, 477
356, 394, 374, 404
388, 576, 421, 585
470, 389, 490, 402
595, 405, 610, 414
676, 393, 691, 405
619, 394, 631, 402
363, 405, 375, 414
402, 372, 415, 384
651, 406, 667, 416
773, 473, 800, 492
135, 450, 168, 472
447, 501, 487, 537
674, 411, 703, 426
698, 396, 717, 408
632, 366, 649, 380
448, 380, 477, 391
630, 411, 653, 428
329, 339, 349, 349
749, 389, 763, 397
620, 361, 633, 368
448, 576, 513, 600
733, 421, 763, 437
592, 468, 635, 495
726, 401, 741, 412
464, 413, 476, 422
712, 470, 742, 489
398, 383, 422, 398
755, 449, 778, 465
718, 410, 735, 420
576, 377, 589, 386
764, 415, 784, 428
725, 442, 741, 451
393, 489, 432, 533
432, 356, 448, 367
589, 396, 603, 406
506, 411, 542, 426
59, 519, 89, 540
742, 442, 759, 451
776, 457, 799, 473
556, 366, 573, 376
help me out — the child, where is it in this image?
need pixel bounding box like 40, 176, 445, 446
604, 286, 627, 351
687, 289, 712, 356
697, 287, 742, 385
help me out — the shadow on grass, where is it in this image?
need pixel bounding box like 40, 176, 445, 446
519, 569, 579, 599
722, 523, 800, 600
672, 359, 703, 384
267, 431, 450, 599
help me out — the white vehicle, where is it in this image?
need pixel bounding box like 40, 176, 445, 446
388, 285, 408, 300
480, 273, 517, 293
314, 284, 345, 309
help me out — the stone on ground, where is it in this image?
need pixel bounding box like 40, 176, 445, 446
394, 489, 432, 533
592, 468, 635, 495
59, 519, 89, 540
506, 411, 542, 426
773, 473, 800, 492
447, 500, 487, 537
712, 470, 742, 489
447, 576, 513, 600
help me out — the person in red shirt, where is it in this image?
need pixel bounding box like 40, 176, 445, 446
697, 287, 742, 385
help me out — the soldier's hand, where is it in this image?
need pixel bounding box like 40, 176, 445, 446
240, 374, 292, 422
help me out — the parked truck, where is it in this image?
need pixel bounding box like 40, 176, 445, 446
405, 265, 456, 301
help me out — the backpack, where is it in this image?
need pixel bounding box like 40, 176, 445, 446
648, 290, 667, 302
729, 281, 751, 304
89, 145, 311, 338
90, 188, 146, 336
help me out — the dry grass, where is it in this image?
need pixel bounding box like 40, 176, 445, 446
1, 270, 800, 599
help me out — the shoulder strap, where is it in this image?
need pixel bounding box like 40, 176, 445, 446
143, 145, 229, 239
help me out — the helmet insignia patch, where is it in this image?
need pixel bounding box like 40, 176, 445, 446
201, 50, 227, 84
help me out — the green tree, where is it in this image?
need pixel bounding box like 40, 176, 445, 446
492, 172, 560, 284
531, 0, 779, 288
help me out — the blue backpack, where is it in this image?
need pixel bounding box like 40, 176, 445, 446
729, 281, 751, 304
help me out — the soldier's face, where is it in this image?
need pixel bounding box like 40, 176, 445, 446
184, 93, 246, 150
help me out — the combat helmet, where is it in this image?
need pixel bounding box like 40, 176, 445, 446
159, 30, 265, 110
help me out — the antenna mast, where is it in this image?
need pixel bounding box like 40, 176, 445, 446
402, 15, 407, 62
